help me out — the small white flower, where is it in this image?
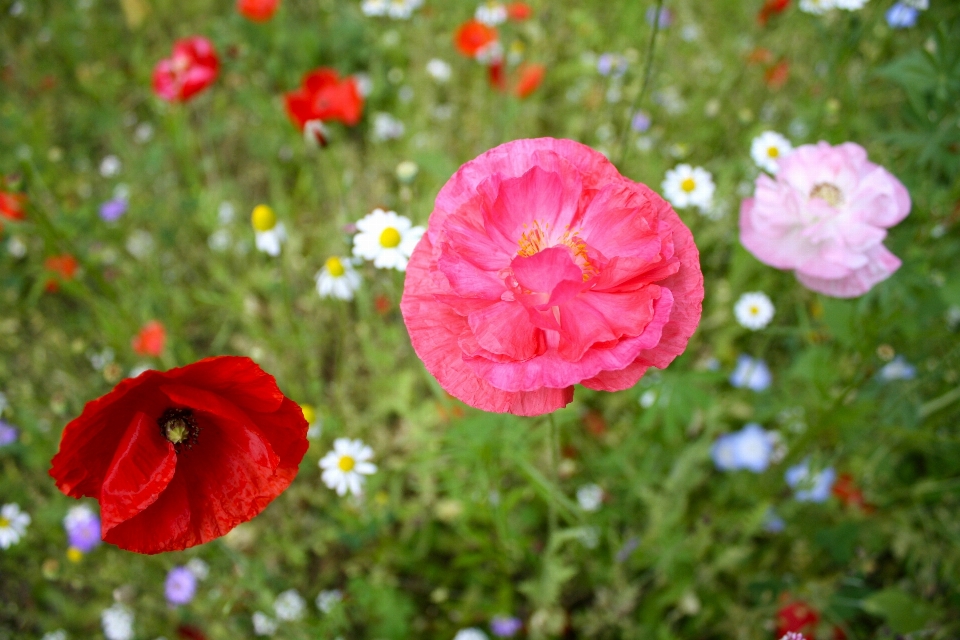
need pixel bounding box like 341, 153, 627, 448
372, 112, 405, 142
352, 208, 424, 271
63, 504, 96, 530
387, 0, 422, 19
662, 164, 715, 211
0, 391, 6, 415
426, 58, 452, 82
799, 0, 836, 13
316, 256, 362, 300
134, 122, 154, 144
41, 631, 68, 640
274, 589, 306, 622
7, 236, 26, 258
353, 73, 373, 97
576, 484, 604, 512
101, 604, 134, 640
0, 503, 29, 549
360, 0, 388, 15
186, 557, 210, 580
128, 364, 152, 378
834, 0, 869, 9
255, 223, 286, 257
734, 292, 775, 331
901, 0, 927, 8
750, 131, 793, 174
475, 1, 508, 25
208, 229, 231, 252
252, 611, 278, 636
454, 629, 489, 640
316, 589, 343, 613
126, 229, 155, 259
99, 155, 122, 178
319, 438, 378, 496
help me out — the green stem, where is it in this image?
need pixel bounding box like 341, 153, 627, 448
546, 412, 561, 538
919, 385, 960, 419
614, 0, 666, 168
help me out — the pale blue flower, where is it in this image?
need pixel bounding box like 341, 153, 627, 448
886, 3, 919, 28
879, 355, 916, 381
729, 355, 772, 391
785, 460, 836, 502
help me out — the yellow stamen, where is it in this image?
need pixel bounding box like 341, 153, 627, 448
251, 204, 277, 231
810, 183, 844, 207
0, 517, 9, 528
680, 178, 696, 193
338, 455, 356, 472
66, 547, 84, 563
325, 257, 346, 277
379, 227, 402, 248
750, 305, 759, 315
767, 146, 779, 158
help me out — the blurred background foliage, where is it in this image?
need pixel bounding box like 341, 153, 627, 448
1, 0, 960, 638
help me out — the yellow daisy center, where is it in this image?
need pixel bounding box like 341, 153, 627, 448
251, 204, 277, 231
0, 516, 9, 528
338, 455, 356, 472
767, 146, 779, 158
680, 178, 696, 193
379, 227, 402, 248
325, 257, 346, 277
67, 547, 84, 563
750, 305, 759, 315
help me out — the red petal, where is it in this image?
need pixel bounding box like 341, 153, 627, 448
169, 356, 285, 414
100, 412, 177, 538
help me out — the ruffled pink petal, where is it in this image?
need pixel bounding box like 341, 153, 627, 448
580, 359, 650, 392
556, 286, 659, 361
401, 234, 573, 414
467, 300, 546, 360
796, 243, 901, 298
578, 181, 661, 259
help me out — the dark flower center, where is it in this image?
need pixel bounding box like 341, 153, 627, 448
158, 407, 200, 451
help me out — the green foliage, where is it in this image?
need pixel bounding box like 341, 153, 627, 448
1, 1, 959, 639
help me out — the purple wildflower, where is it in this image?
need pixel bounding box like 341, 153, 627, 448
615, 536, 640, 562
63, 505, 101, 553
99, 198, 128, 222
490, 615, 523, 638
645, 6, 672, 28
631, 111, 651, 132
0, 420, 18, 447
165, 566, 198, 606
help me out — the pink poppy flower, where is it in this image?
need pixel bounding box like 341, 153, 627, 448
152, 37, 220, 103
400, 138, 704, 416
739, 141, 910, 298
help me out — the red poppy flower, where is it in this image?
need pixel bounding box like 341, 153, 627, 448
44, 254, 79, 292
152, 37, 220, 103
455, 19, 499, 58
507, 2, 533, 21
514, 63, 545, 98
765, 60, 790, 89
832, 473, 873, 512
777, 599, 819, 637
132, 321, 167, 357
237, 0, 279, 22
758, 0, 790, 26
49, 356, 308, 554
488, 61, 507, 91
747, 48, 775, 65
284, 69, 364, 131
0, 191, 26, 222
583, 410, 607, 436
177, 624, 208, 640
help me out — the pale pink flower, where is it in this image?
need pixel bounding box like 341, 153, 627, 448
400, 138, 703, 416
739, 141, 910, 298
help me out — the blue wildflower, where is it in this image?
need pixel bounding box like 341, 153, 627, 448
729, 355, 772, 391
631, 110, 652, 132
886, 3, 919, 28
711, 423, 775, 473
0, 420, 17, 447
99, 198, 128, 222
785, 460, 836, 503
490, 615, 523, 638
879, 355, 916, 381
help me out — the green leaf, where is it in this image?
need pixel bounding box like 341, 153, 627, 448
861, 588, 935, 633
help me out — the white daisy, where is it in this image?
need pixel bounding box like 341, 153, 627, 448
319, 438, 377, 496
101, 604, 134, 640
750, 131, 793, 174
251, 205, 286, 257
834, 0, 869, 9
734, 292, 775, 331
252, 612, 278, 636
475, 1, 508, 25
0, 503, 30, 549
371, 112, 405, 142
274, 589, 306, 622
41, 631, 67, 640
426, 58, 452, 83
352, 208, 424, 271
360, 0, 388, 15
662, 164, 715, 211
316, 256, 361, 300
576, 484, 604, 512
316, 589, 343, 613
387, 0, 422, 19
799, 0, 836, 13
454, 629, 489, 640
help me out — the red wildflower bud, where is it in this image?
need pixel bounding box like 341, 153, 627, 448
284, 69, 364, 131
132, 321, 167, 357
514, 63, 545, 99
237, 0, 279, 22
506, 2, 533, 21
455, 19, 499, 58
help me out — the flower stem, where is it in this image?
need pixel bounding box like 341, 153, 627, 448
615, 0, 666, 168
546, 411, 561, 538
